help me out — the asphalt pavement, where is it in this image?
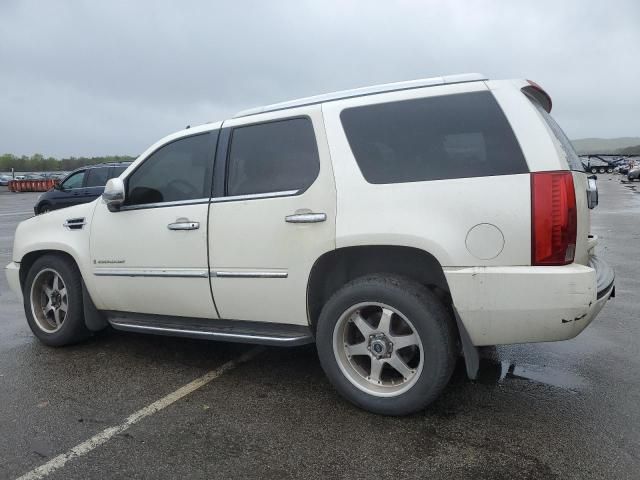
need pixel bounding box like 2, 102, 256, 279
0, 177, 638, 479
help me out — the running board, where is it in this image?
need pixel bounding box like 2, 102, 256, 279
105, 312, 314, 347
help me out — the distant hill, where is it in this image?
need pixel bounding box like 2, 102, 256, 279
571, 137, 640, 155
617, 145, 640, 156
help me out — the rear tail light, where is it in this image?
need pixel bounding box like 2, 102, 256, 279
531, 171, 577, 265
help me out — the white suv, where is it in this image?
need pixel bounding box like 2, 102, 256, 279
6, 74, 614, 415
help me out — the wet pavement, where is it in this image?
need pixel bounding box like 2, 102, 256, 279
0, 178, 638, 479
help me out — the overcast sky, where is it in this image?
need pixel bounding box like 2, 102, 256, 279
1, 0, 638, 157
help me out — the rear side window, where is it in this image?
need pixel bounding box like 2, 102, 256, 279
530, 100, 585, 172
84, 167, 110, 187
110, 165, 128, 178
226, 118, 320, 196
340, 91, 528, 184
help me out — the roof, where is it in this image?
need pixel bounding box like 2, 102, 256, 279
234, 73, 486, 118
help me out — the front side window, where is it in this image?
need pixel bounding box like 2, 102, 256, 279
62, 170, 85, 189
340, 91, 528, 184
84, 167, 110, 187
226, 118, 320, 196
126, 133, 213, 206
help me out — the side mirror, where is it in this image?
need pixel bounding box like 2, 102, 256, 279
102, 178, 125, 211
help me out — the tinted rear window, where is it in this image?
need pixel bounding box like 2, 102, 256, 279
84, 167, 110, 187
111, 165, 128, 177
340, 91, 528, 184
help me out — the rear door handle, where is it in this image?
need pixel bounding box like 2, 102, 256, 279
168, 219, 200, 230
285, 212, 327, 223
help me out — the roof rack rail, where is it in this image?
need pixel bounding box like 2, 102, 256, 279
234, 73, 486, 118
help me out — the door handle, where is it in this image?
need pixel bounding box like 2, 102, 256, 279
168, 219, 200, 230
285, 212, 327, 223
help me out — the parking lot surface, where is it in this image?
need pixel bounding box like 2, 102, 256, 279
1, 179, 639, 480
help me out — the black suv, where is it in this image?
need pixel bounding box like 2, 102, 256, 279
34, 162, 131, 214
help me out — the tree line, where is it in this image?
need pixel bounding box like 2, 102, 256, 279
0, 153, 136, 173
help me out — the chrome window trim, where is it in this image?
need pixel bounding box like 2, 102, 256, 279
210, 190, 298, 203
94, 268, 209, 278
118, 197, 210, 212
116, 190, 297, 211
211, 270, 288, 279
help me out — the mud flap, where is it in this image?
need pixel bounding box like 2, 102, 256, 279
453, 306, 479, 380
82, 280, 108, 332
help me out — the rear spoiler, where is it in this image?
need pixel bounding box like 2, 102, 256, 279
521, 80, 552, 113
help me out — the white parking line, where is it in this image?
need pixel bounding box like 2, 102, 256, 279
0, 211, 32, 217
16, 347, 263, 480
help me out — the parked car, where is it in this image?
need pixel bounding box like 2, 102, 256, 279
0, 174, 12, 186
34, 163, 131, 214
6, 74, 614, 416
628, 167, 640, 181
618, 164, 631, 175
24, 173, 45, 180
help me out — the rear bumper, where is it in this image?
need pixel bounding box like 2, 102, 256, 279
445, 256, 614, 346
5, 262, 22, 302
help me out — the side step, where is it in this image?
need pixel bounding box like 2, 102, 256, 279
106, 312, 314, 347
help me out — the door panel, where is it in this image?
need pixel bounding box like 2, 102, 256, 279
90, 201, 216, 318
89, 131, 218, 318
209, 107, 336, 325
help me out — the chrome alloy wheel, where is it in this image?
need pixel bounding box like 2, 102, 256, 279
333, 302, 424, 397
29, 268, 68, 333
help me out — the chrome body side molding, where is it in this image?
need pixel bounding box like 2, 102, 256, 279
93, 268, 209, 278
211, 270, 288, 278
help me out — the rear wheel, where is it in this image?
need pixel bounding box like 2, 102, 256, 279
23, 255, 90, 346
599, 167, 606, 173
316, 275, 456, 416
607, 168, 613, 173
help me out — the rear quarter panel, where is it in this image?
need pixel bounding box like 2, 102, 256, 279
489, 80, 591, 265
322, 82, 531, 267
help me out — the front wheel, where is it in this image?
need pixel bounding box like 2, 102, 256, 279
23, 254, 90, 346
316, 275, 456, 416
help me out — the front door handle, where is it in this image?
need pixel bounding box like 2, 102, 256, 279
168, 218, 200, 230
285, 212, 327, 224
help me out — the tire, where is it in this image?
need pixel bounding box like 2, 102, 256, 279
316, 274, 456, 416
591, 167, 598, 174
23, 254, 90, 346
607, 168, 613, 173
599, 167, 606, 174
38, 203, 51, 214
